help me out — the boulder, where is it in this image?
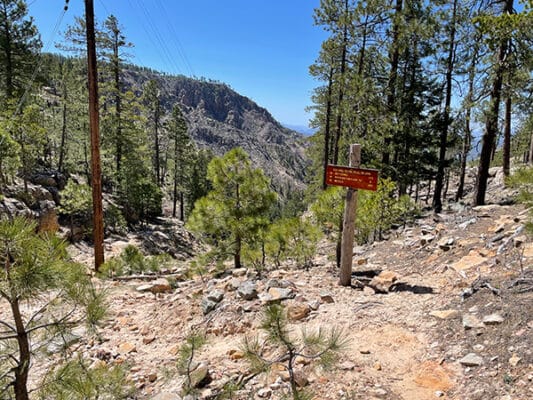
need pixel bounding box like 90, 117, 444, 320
237, 281, 258, 300
38, 200, 59, 233
287, 303, 310, 322
369, 270, 399, 293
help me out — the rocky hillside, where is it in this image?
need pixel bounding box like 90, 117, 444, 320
1, 166, 531, 400
123, 67, 309, 193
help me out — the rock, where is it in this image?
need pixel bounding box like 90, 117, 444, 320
232, 268, 247, 277
483, 313, 505, 325
320, 291, 335, 303
309, 300, 320, 310
46, 332, 81, 354
369, 270, 399, 293
438, 237, 454, 251
459, 353, 483, 367
227, 278, 241, 291
143, 336, 156, 345
462, 314, 484, 329
267, 287, 295, 301
458, 217, 477, 229
287, 303, 310, 321
420, 234, 436, 245
363, 286, 376, 295
453, 250, 487, 271
201, 298, 218, 315
136, 278, 173, 294
430, 309, 460, 320
509, 354, 521, 366
373, 362, 382, 371
237, 281, 258, 300
189, 361, 209, 388
339, 361, 356, 370
36, 200, 59, 233
228, 349, 245, 360
150, 392, 182, 400
118, 342, 137, 354
257, 388, 272, 398
293, 370, 308, 387
206, 289, 224, 303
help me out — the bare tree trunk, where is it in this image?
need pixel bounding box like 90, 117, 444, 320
503, 95, 511, 177
433, 0, 457, 212
322, 67, 334, 190
456, 38, 479, 201
332, 0, 349, 165
11, 298, 30, 400
58, 80, 68, 173
382, 0, 403, 169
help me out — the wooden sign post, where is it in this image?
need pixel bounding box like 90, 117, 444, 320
327, 144, 379, 287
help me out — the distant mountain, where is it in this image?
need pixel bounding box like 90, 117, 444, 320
122, 67, 310, 194
282, 124, 316, 136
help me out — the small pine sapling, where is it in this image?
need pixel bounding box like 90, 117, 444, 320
177, 330, 207, 395
242, 304, 349, 400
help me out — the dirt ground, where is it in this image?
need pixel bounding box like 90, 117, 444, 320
1, 200, 532, 400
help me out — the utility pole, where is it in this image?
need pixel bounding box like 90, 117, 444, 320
85, 0, 104, 271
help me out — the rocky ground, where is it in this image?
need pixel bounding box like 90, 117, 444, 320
1, 168, 532, 400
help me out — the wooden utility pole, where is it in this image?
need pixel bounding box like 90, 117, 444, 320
85, 0, 104, 271
339, 144, 360, 286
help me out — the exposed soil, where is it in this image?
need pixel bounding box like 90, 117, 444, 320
1, 172, 532, 400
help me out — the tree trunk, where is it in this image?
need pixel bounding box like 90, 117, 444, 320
456, 38, 479, 201
11, 298, 30, 400
503, 95, 511, 178
433, 0, 457, 212
332, 0, 349, 166
322, 66, 334, 190
382, 0, 403, 169
529, 131, 533, 165
234, 235, 241, 269
58, 93, 68, 173
474, 34, 509, 204
179, 191, 184, 222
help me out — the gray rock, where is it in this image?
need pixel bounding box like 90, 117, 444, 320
206, 289, 224, 303
420, 234, 436, 245
267, 287, 295, 301
459, 353, 483, 367
237, 281, 258, 300
462, 314, 484, 329
201, 298, 218, 315
46, 332, 82, 354
150, 393, 182, 400
320, 291, 335, 303
438, 237, 454, 251
483, 313, 505, 325
189, 361, 209, 388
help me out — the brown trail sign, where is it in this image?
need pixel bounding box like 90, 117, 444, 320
326, 165, 378, 191
327, 144, 379, 287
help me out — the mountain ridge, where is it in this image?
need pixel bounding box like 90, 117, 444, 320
122, 66, 310, 194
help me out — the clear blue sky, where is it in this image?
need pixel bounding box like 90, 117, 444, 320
27, 0, 327, 128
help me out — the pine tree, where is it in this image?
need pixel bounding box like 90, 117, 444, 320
187, 148, 276, 269
0, 217, 106, 400
166, 104, 192, 220
0, 0, 41, 105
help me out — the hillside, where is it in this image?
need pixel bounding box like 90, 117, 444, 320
1, 167, 531, 400
122, 67, 309, 193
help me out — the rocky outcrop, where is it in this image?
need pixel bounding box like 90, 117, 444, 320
122, 68, 309, 194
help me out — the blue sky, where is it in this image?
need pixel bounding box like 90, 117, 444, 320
27, 0, 328, 128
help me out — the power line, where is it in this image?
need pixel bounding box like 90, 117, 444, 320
11, 0, 69, 120
153, 0, 195, 77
